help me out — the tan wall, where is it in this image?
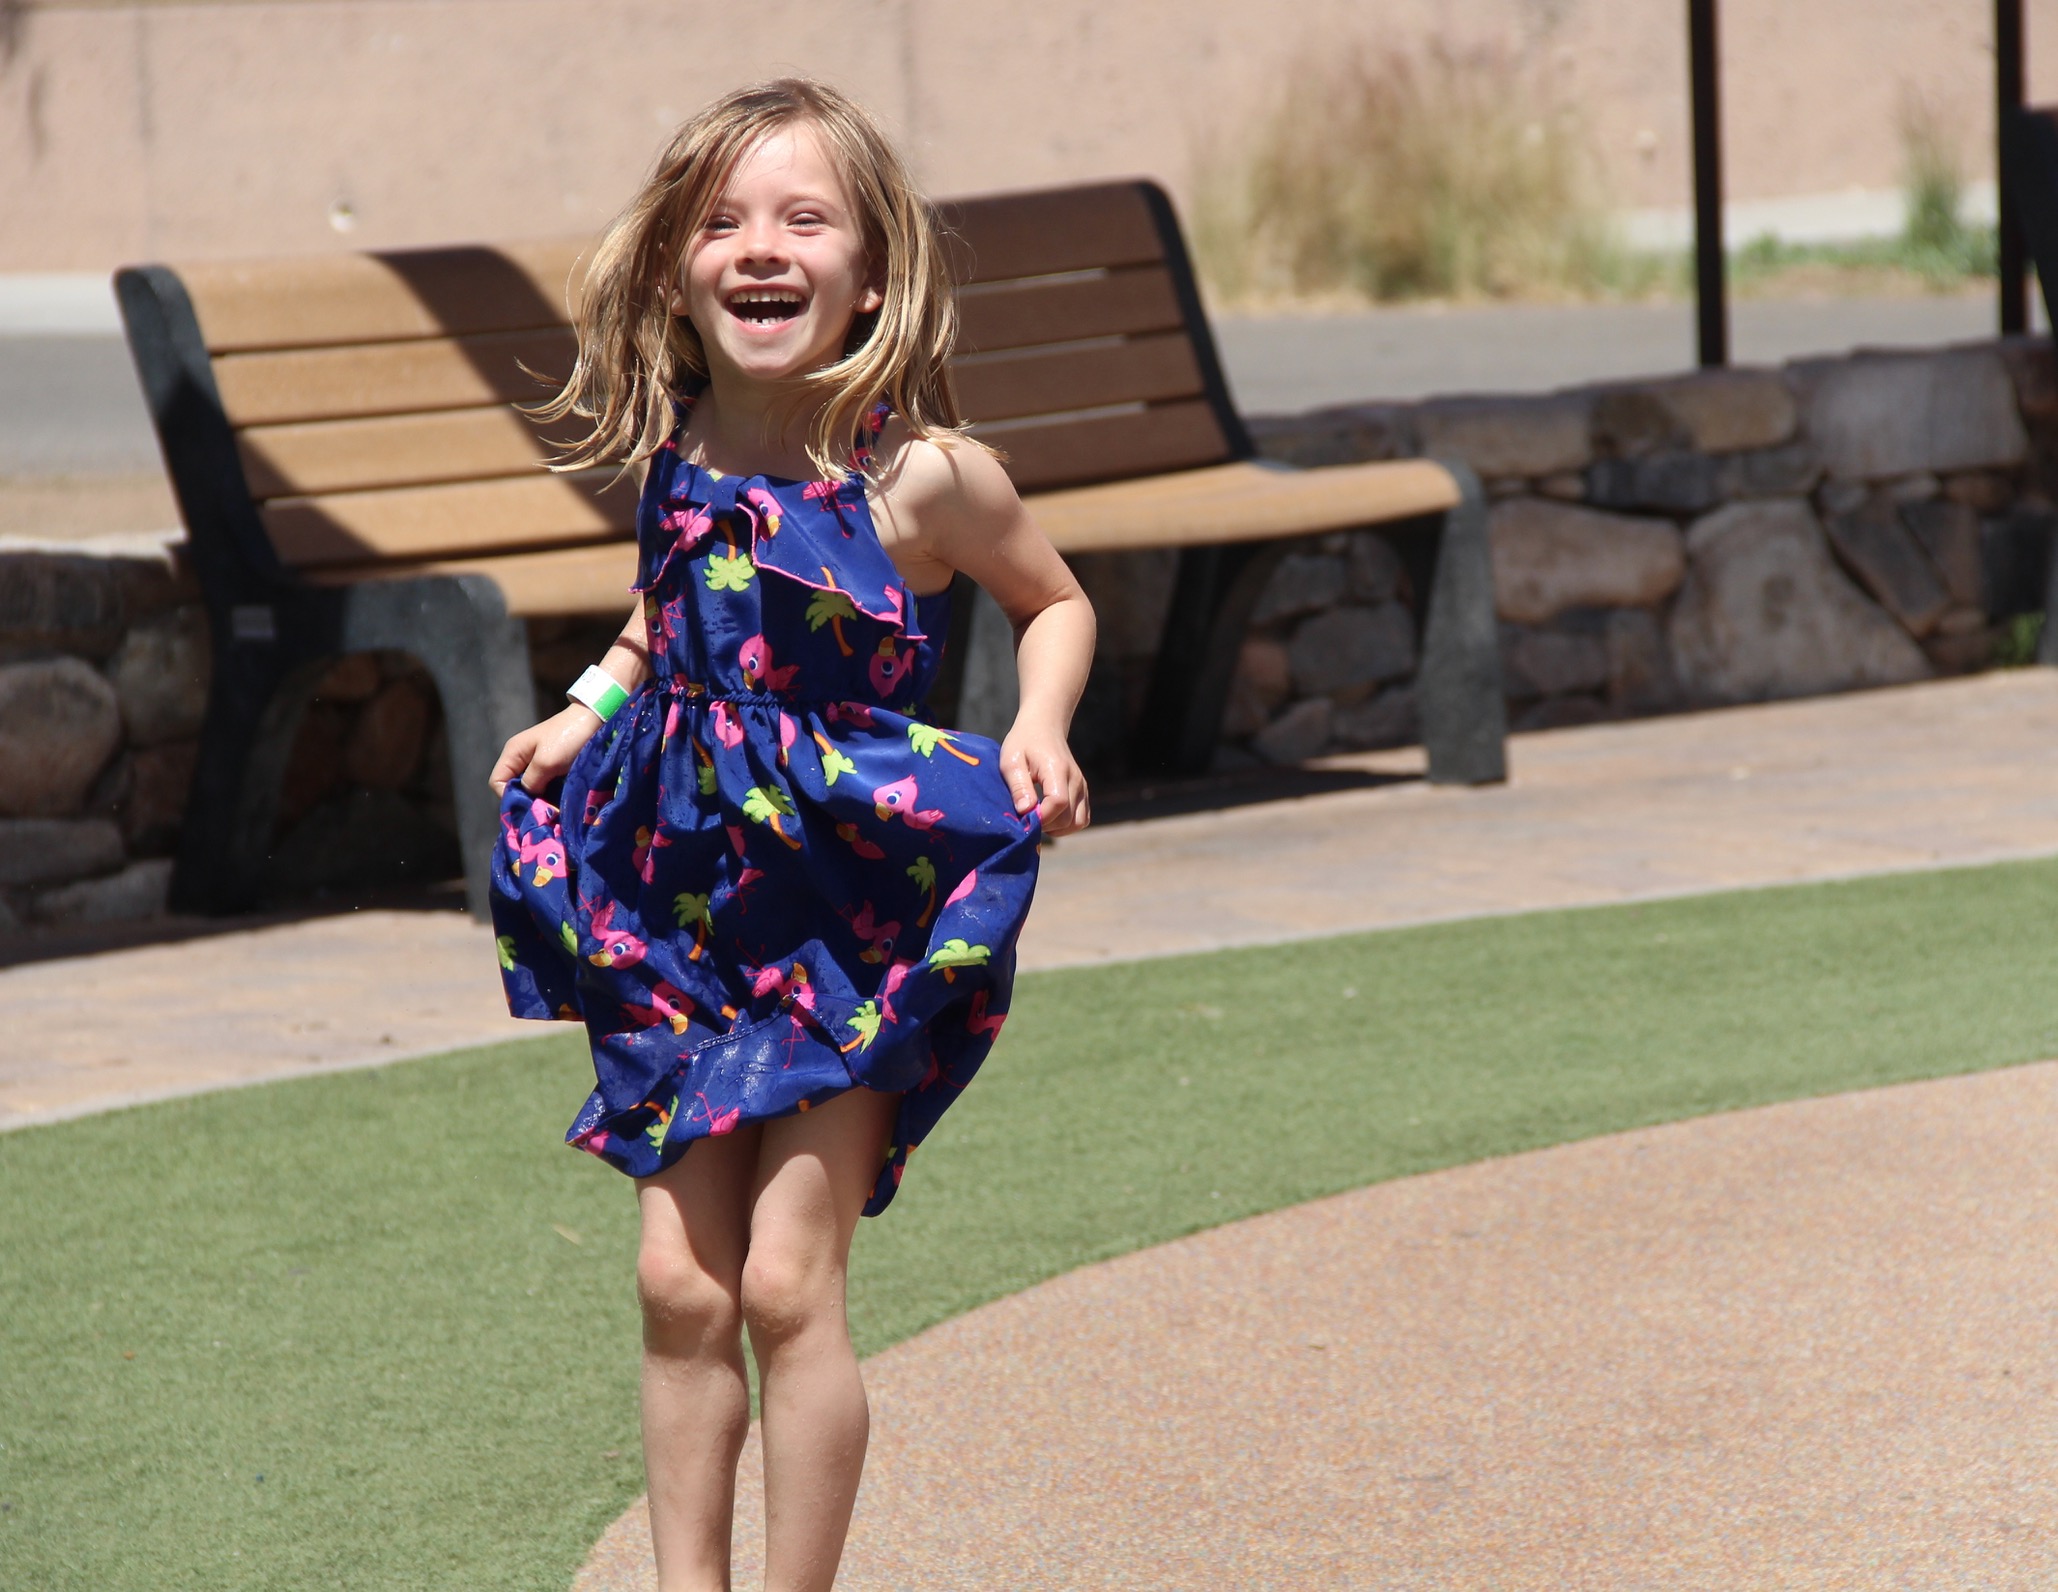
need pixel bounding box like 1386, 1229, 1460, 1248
3, 0, 2056, 272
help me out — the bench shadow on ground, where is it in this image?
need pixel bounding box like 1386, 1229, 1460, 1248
0, 878, 471, 971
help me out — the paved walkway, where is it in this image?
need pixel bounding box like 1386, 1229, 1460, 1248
6, 668, 2058, 1128
582, 1060, 2058, 1589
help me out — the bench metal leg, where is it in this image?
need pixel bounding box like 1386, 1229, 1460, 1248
1132, 541, 1295, 777
1414, 461, 1508, 785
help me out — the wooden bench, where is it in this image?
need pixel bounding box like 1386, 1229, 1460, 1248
117, 178, 1504, 922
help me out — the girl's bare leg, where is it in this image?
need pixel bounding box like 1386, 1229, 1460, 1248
636, 1123, 764, 1592
743, 1087, 901, 1592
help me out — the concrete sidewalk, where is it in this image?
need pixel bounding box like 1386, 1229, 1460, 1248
5, 668, 2058, 1131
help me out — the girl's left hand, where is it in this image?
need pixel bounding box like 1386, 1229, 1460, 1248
999, 723, 1090, 838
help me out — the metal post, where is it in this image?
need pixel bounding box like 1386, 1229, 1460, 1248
1689, 0, 1727, 367
1998, 0, 2029, 335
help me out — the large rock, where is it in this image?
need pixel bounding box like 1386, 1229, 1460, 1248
1649, 368, 1799, 453
1344, 531, 1404, 604
1900, 499, 1983, 608
1500, 624, 1609, 700
31, 858, 173, 926
345, 677, 433, 790
1251, 698, 1333, 765
1604, 608, 1680, 714
0, 553, 128, 661
1822, 495, 1952, 638
1585, 450, 1725, 515
0, 817, 124, 887
1718, 439, 1822, 500
1250, 404, 1411, 469
1668, 500, 1932, 703
108, 603, 211, 747
266, 788, 460, 895
1489, 499, 1686, 625
1414, 394, 1592, 479
1800, 349, 2029, 479
1221, 638, 1291, 738
1332, 685, 1418, 750
1287, 602, 1416, 696
122, 738, 200, 852
1251, 553, 1345, 625
0, 657, 123, 817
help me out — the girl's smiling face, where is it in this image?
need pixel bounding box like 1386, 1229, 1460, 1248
676, 124, 883, 388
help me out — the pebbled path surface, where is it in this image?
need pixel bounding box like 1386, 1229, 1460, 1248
580, 1060, 2058, 1591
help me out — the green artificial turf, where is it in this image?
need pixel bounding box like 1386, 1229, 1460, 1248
6, 858, 2058, 1589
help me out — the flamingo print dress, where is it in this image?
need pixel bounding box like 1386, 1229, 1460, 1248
490, 401, 1040, 1215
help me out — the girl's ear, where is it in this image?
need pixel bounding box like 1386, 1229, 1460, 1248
856, 257, 885, 316
668, 287, 689, 317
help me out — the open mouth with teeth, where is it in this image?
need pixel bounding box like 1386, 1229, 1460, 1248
727, 288, 807, 326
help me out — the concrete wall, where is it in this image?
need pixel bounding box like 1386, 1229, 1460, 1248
4, 0, 2058, 272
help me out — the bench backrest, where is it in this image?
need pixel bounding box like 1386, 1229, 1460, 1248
119, 179, 1248, 585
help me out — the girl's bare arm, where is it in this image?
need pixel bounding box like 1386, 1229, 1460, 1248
873, 438, 1096, 835
488, 602, 653, 797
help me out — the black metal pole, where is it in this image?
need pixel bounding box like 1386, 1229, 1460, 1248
1689, 0, 1727, 367
1998, 0, 2028, 335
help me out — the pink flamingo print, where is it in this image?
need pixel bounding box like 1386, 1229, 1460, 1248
869, 637, 914, 697
873, 775, 945, 830
738, 634, 799, 693
743, 486, 783, 536
844, 900, 902, 965
582, 787, 608, 827
622, 980, 697, 1035
695, 1090, 742, 1136
827, 700, 875, 729
967, 988, 1007, 1039
835, 821, 886, 861
631, 824, 672, 884
587, 901, 648, 969
944, 868, 980, 909
711, 700, 745, 749
513, 828, 565, 888
750, 960, 816, 1011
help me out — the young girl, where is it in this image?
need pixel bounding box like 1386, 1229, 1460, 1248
486, 79, 1094, 1592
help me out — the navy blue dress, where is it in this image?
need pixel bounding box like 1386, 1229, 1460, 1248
490, 402, 1040, 1215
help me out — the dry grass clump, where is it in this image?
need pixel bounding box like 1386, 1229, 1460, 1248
1191, 39, 1636, 308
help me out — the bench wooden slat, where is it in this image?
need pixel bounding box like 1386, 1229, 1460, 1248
214, 328, 577, 428
236, 406, 588, 499
953, 330, 1202, 425
975, 399, 1233, 494
260, 472, 636, 570
955, 265, 1183, 354
1028, 459, 1461, 555
939, 182, 1164, 286
307, 540, 642, 619
183, 241, 590, 354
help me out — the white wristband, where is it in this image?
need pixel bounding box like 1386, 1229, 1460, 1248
567, 665, 630, 722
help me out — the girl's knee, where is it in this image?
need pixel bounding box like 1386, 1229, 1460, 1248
636, 1239, 742, 1348
738, 1245, 840, 1345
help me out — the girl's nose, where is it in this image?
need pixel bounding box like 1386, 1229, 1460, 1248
734, 217, 788, 266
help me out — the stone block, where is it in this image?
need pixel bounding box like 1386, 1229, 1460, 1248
1604, 608, 1681, 714
1718, 439, 1822, 500
1585, 449, 1725, 515
1500, 624, 1609, 700
0, 553, 127, 661
1590, 388, 1691, 459
1942, 471, 2014, 513
1489, 498, 1685, 625
1822, 494, 1952, 637
1887, 472, 1941, 503
1899, 499, 1983, 609
0, 817, 124, 887
108, 603, 211, 747
1414, 393, 1592, 479
1817, 479, 1870, 518
1982, 505, 2057, 617
0, 657, 123, 817
1344, 532, 1404, 604
1252, 698, 1333, 765
1251, 553, 1345, 625
1513, 694, 1611, 733
1650, 369, 1799, 453
267, 788, 461, 895
122, 738, 199, 852
1287, 602, 1416, 696
1923, 625, 1992, 675
1801, 348, 2029, 479
1331, 685, 1418, 750
1249, 404, 1411, 469
31, 858, 173, 926
315, 652, 383, 703
1536, 472, 1585, 501
345, 678, 433, 790
1669, 500, 1932, 704
1221, 638, 1291, 739
279, 702, 348, 834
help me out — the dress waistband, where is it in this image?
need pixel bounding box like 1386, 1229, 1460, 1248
655, 677, 838, 708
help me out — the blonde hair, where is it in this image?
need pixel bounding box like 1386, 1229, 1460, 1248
536, 78, 967, 481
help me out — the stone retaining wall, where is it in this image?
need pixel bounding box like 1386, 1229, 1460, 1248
1197, 336, 2057, 766
5, 336, 2053, 930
